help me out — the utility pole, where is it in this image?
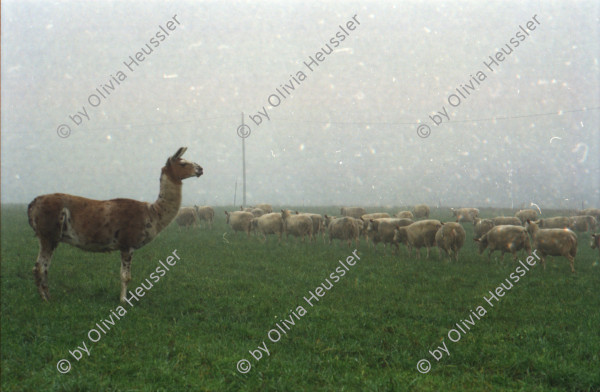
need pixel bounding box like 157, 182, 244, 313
242, 112, 246, 207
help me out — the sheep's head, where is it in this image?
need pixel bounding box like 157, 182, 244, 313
164, 147, 203, 184
473, 235, 488, 254
591, 233, 599, 249
525, 219, 538, 235
366, 219, 376, 233
393, 226, 408, 244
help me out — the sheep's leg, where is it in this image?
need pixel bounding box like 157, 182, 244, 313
539, 254, 546, 270
120, 250, 133, 303
32, 238, 56, 301
567, 255, 575, 273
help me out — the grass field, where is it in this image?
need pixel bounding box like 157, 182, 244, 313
2, 204, 599, 391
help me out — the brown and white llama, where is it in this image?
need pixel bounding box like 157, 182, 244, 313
27, 147, 203, 302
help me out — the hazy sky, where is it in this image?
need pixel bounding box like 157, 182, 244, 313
2, 0, 599, 209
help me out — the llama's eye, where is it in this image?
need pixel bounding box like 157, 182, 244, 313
179, 163, 186, 167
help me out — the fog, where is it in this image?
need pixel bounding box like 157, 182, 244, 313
2, 0, 599, 210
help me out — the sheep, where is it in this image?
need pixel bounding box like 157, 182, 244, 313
255, 204, 273, 213
578, 208, 600, 221
366, 218, 412, 252
340, 206, 367, 219
395, 210, 414, 219
412, 204, 430, 219
393, 219, 442, 258
435, 222, 466, 262
281, 209, 313, 242
515, 209, 537, 224
251, 213, 284, 243
251, 208, 265, 217
361, 212, 391, 221
27, 147, 203, 302
473, 218, 495, 240
570, 215, 597, 232
175, 207, 197, 228
327, 216, 360, 247
492, 216, 522, 226
295, 211, 326, 242
591, 233, 600, 258
350, 217, 365, 237
225, 210, 254, 237
525, 219, 577, 273
324, 214, 337, 228
451, 207, 479, 223
474, 225, 531, 262
240, 206, 253, 212
361, 213, 390, 242
194, 205, 214, 229
535, 217, 573, 229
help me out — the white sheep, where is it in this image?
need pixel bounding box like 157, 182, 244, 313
366, 218, 412, 252
525, 220, 577, 273
451, 207, 479, 223
515, 209, 537, 224
393, 219, 442, 258
255, 203, 273, 213
535, 217, 573, 229
225, 210, 254, 237
281, 209, 313, 242
326, 216, 360, 248
435, 222, 466, 262
251, 213, 284, 243
492, 216, 522, 226
412, 204, 430, 219
474, 225, 531, 262
194, 206, 215, 229
395, 211, 414, 219
570, 215, 597, 232
295, 211, 326, 242
473, 218, 495, 240
340, 206, 367, 219
176, 207, 198, 228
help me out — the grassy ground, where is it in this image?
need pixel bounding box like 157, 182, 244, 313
1, 204, 599, 391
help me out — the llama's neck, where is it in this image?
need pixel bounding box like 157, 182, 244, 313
151, 171, 182, 232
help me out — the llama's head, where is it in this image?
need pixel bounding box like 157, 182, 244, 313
163, 147, 203, 184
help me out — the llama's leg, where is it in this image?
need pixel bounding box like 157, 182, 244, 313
32, 238, 56, 301
120, 250, 133, 303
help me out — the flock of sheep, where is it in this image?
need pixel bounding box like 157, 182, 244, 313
25, 147, 599, 302
178, 204, 600, 273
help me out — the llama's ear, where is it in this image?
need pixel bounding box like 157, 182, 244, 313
171, 147, 187, 160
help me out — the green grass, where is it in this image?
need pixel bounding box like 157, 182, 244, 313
2, 204, 599, 391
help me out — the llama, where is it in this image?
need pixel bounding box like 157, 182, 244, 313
27, 147, 203, 302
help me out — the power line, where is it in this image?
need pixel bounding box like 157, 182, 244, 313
2, 105, 599, 134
